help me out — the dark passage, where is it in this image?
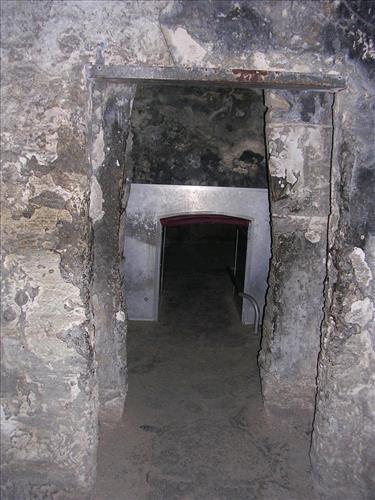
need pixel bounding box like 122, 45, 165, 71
159, 218, 249, 322
95, 223, 316, 499
161, 221, 239, 308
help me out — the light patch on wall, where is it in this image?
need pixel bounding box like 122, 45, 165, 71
92, 128, 105, 172
67, 376, 81, 402
350, 247, 372, 288
101, 395, 126, 423
345, 298, 374, 328
116, 311, 126, 322
251, 51, 272, 70
268, 126, 304, 184
29, 174, 73, 205
0, 406, 18, 437
162, 26, 207, 65
13, 105, 71, 165
305, 217, 324, 243
89, 176, 104, 223
17, 251, 87, 362
267, 91, 290, 111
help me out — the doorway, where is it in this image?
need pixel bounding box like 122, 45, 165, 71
159, 215, 250, 323
123, 184, 270, 325
96, 213, 313, 500
91, 69, 337, 499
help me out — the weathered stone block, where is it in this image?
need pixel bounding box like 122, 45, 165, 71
310, 87, 375, 499
259, 215, 328, 421
90, 82, 136, 422
266, 123, 332, 216
265, 90, 333, 126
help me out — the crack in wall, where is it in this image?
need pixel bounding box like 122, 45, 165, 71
310, 91, 337, 457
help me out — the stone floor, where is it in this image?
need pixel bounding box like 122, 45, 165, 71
95, 268, 317, 500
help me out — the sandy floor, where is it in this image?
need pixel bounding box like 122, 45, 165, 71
95, 269, 317, 500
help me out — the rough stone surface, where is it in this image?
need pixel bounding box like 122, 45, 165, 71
0, 0, 98, 494
89, 81, 136, 422
258, 89, 332, 422
130, 84, 267, 187
311, 81, 375, 500
265, 90, 333, 215
1, 0, 374, 498
259, 215, 328, 422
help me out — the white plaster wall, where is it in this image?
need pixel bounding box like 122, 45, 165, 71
123, 184, 271, 324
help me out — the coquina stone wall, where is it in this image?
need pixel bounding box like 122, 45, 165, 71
311, 74, 375, 500
259, 89, 333, 423
89, 81, 136, 422
1, 1, 374, 498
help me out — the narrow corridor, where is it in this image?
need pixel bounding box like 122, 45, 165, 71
95, 260, 316, 499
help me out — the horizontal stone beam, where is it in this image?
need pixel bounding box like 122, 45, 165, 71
87, 64, 345, 91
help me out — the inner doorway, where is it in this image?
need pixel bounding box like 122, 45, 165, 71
159, 215, 250, 323
123, 83, 270, 326
123, 184, 270, 325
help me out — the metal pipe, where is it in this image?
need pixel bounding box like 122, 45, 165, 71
227, 266, 261, 335
233, 226, 239, 278
160, 225, 167, 293
239, 292, 260, 335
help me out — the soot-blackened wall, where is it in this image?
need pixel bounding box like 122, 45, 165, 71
129, 85, 267, 187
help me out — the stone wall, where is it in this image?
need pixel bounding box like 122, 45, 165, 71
311, 75, 375, 500
89, 81, 136, 422
1, 1, 374, 498
130, 85, 267, 187
258, 89, 333, 422
1, 1, 98, 495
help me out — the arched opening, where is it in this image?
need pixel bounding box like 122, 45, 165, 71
159, 214, 250, 324
160, 214, 249, 226
123, 184, 270, 325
